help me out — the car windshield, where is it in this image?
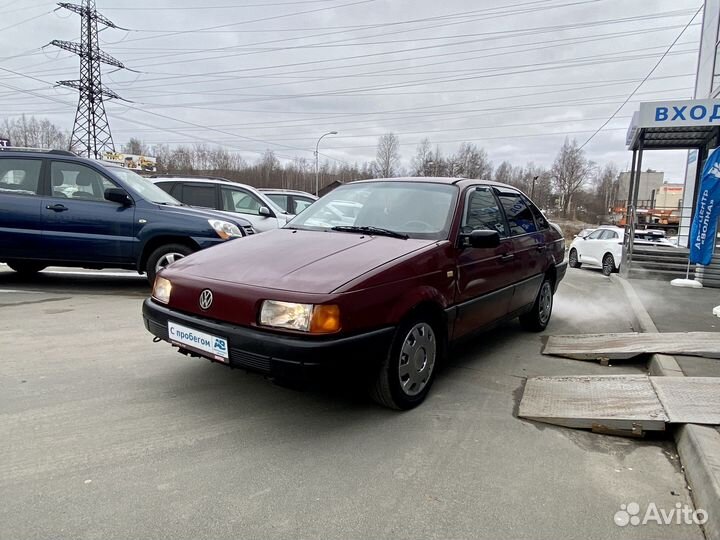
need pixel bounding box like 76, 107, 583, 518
106, 167, 181, 205
287, 181, 458, 240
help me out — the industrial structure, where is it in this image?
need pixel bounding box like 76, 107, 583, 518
51, 0, 127, 159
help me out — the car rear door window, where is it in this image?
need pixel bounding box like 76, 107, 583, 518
496, 189, 538, 236
586, 229, 604, 239
50, 162, 116, 201
523, 197, 549, 230
462, 186, 507, 236
183, 184, 217, 209
266, 193, 288, 212
292, 196, 314, 213
0, 159, 43, 196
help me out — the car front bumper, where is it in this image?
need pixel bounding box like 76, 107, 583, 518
142, 298, 395, 379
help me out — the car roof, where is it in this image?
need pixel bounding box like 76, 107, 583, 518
151, 176, 257, 190
350, 176, 522, 191
259, 188, 316, 196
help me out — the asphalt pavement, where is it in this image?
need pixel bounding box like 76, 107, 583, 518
0, 264, 703, 540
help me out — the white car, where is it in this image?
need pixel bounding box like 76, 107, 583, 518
152, 176, 292, 233
568, 226, 676, 276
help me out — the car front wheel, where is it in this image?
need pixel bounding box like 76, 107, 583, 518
370, 316, 441, 410
145, 243, 194, 284
602, 253, 617, 276
7, 261, 47, 275
519, 278, 554, 332
568, 248, 581, 268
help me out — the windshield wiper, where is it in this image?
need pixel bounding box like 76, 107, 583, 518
331, 225, 409, 240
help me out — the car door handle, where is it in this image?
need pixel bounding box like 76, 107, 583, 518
500, 253, 515, 262
45, 204, 68, 212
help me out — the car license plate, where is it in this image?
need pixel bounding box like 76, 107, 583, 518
167, 321, 229, 363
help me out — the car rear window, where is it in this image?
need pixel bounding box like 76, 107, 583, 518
0, 159, 42, 196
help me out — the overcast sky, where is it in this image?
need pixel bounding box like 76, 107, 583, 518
0, 0, 705, 179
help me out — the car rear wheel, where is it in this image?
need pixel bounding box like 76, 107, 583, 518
602, 253, 617, 276
370, 316, 441, 410
519, 278, 554, 332
568, 248, 581, 268
7, 261, 47, 275
146, 243, 194, 284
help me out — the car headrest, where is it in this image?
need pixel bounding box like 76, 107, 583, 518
75, 171, 94, 186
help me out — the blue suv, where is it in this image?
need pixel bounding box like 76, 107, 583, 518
0, 148, 254, 283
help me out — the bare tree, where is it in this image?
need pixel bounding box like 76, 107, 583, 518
494, 161, 513, 184
0, 115, 69, 150
373, 133, 400, 178
411, 138, 434, 176
451, 143, 492, 179
122, 137, 149, 155
551, 138, 594, 218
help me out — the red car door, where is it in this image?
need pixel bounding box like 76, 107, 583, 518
452, 185, 517, 340
494, 187, 544, 313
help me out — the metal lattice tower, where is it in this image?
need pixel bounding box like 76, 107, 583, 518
51, 1, 125, 158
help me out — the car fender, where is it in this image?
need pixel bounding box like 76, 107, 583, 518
384, 284, 452, 329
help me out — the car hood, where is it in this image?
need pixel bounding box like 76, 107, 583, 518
158, 204, 252, 227
167, 228, 435, 293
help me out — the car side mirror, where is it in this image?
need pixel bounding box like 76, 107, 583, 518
461, 229, 500, 248
258, 206, 273, 217
104, 187, 133, 206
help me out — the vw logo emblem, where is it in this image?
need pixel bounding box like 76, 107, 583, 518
198, 289, 213, 310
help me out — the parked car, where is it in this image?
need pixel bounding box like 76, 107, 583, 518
152, 176, 291, 232
143, 177, 567, 409
0, 148, 254, 283
568, 226, 676, 276
259, 188, 317, 214
574, 228, 595, 239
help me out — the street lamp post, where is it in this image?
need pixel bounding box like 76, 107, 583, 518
315, 131, 338, 196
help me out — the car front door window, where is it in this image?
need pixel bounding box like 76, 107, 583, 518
495, 189, 538, 236
50, 162, 116, 201
222, 188, 264, 216
462, 186, 507, 236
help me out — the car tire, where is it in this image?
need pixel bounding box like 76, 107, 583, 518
519, 277, 554, 332
7, 261, 47, 275
146, 243, 194, 284
370, 315, 442, 410
568, 248, 581, 268
602, 253, 617, 276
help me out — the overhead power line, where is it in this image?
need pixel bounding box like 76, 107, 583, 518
579, 4, 703, 149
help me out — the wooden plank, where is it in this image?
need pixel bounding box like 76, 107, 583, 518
650, 377, 720, 424
542, 332, 720, 361
518, 375, 668, 432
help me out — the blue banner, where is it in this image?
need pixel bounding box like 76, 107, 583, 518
689, 148, 720, 265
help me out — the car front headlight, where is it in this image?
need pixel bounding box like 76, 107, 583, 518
208, 219, 243, 240
259, 300, 341, 333
152, 276, 172, 304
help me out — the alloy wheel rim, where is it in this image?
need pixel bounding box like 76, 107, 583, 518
156, 252, 185, 272
538, 282, 553, 324
398, 323, 436, 397
569, 250, 577, 265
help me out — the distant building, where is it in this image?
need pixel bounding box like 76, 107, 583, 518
617, 170, 664, 205
653, 184, 684, 210
318, 180, 344, 197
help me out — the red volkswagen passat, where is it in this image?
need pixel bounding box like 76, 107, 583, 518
143, 178, 566, 409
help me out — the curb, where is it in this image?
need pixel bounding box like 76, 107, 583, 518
615, 276, 720, 540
